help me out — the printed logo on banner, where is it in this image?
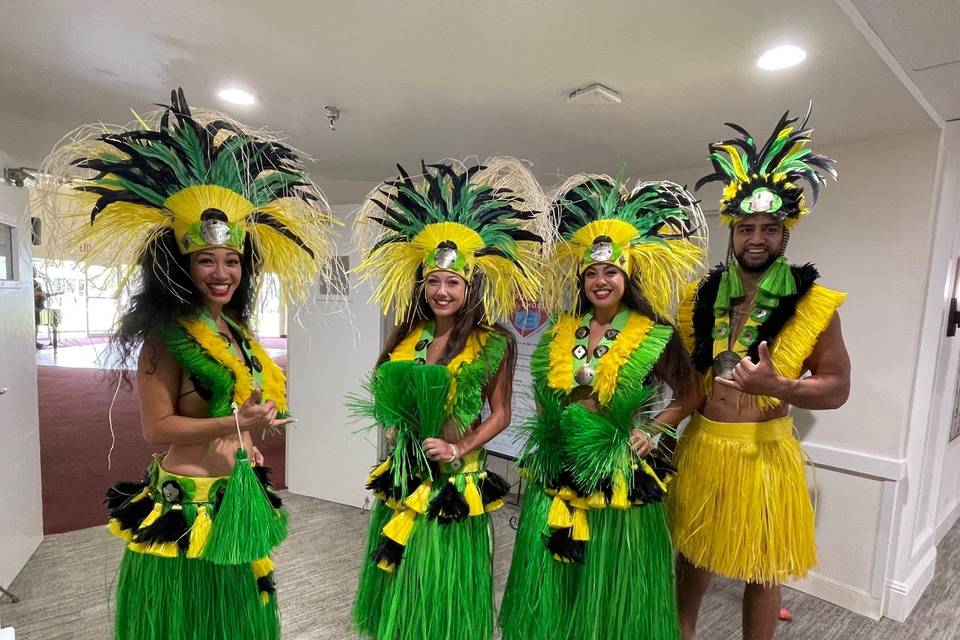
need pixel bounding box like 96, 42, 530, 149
511, 299, 548, 337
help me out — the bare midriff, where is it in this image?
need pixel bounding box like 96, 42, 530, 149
159, 373, 254, 477
700, 383, 789, 424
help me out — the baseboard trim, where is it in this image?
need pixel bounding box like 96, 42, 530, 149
884, 545, 937, 622
788, 571, 882, 620
936, 498, 960, 544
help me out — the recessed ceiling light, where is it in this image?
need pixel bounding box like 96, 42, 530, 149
757, 45, 807, 70
217, 88, 257, 105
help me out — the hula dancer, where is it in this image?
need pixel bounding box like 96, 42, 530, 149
349, 158, 548, 640
499, 175, 706, 640
669, 105, 851, 640
36, 88, 339, 640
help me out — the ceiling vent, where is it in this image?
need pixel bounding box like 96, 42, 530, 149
567, 83, 622, 105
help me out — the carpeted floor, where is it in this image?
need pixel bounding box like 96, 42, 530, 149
4, 493, 960, 639
37, 363, 287, 534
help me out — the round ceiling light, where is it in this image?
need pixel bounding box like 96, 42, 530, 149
757, 45, 807, 70
217, 88, 257, 105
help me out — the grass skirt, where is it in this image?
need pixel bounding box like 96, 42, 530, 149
116, 550, 279, 640
106, 457, 284, 640
668, 413, 816, 584
352, 451, 504, 640
500, 483, 679, 640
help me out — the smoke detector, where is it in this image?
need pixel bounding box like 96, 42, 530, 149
566, 83, 622, 105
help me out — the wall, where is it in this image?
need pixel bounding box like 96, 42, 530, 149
929, 123, 960, 542
884, 121, 960, 621
0, 183, 43, 612
644, 128, 941, 618
285, 205, 382, 508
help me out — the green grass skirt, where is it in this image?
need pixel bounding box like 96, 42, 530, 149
353, 501, 495, 640
499, 485, 679, 640
115, 550, 279, 640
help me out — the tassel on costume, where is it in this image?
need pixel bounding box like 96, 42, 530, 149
203, 448, 287, 565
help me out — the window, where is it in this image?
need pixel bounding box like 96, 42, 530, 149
0, 222, 13, 281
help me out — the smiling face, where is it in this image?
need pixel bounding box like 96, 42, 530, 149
424, 270, 467, 319
581, 263, 626, 313
189, 248, 242, 308
732, 214, 785, 273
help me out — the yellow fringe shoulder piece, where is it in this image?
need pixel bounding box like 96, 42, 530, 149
388, 322, 426, 362
233, 322, 288, 415
444, 328, 491, 412
547, 315, 579, 394
676, 280, 700, 354
593, 312, 654, 406
179, 316, 254, 407
758, 283, 847, 410
446, 328, 491, 375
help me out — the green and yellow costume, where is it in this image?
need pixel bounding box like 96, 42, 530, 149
37, 88, 337, 639
351, 326, 512, 640
350, 158, 547, 640
500, 176, 705, 640
106, 317, 288, 640
669, 105, 845, 584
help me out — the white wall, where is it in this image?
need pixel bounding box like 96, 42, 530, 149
645, 128, 941, 618
0, 183, 43, 611
285, 205, 382, 508
929, 124, 960, 542
883, 121, 960, 621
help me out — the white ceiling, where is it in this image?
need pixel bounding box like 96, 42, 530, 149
0, 0, 940, 202
851, 0, 960, 122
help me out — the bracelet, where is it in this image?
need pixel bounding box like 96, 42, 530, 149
448, 444, 459, 462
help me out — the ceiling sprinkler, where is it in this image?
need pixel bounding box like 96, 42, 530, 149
324, 106, 340, 132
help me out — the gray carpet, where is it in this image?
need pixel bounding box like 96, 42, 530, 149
3, 491, 959, 639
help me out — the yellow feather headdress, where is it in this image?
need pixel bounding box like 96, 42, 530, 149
353, 157, 549, 323
33, 87, 340, 306
695, 104, 837, 230
543, 173, 707, 320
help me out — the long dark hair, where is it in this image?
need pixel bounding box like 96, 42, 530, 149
377, 269, 517, 378
576, 273, 693, 398
111, 228, 261, 383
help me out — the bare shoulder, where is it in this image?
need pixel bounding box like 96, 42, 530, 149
805, 312, 850, 374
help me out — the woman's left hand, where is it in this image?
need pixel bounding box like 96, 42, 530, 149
630, 429, 654, 457
422, 438, 458, 462
251, 445, 265, 466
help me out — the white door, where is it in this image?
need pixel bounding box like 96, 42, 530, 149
0, 184, 43, 603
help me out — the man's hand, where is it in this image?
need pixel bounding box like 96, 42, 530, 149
714, 341, 790, 397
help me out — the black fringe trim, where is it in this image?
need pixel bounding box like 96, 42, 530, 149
691, 263, 820, 372
104, 480, 149, 510
628, 467, 667, 504
477, 472, 510, 504
253, 465, 284, 509
133, 508, 191, 551
427, 482, 470, 525
109, 493, 155, 532
545, 528, 585, 564
257, 575, 276, 595
372, 536, 404, 568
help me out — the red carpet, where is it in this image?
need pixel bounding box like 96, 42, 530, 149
38, 363, 287, 534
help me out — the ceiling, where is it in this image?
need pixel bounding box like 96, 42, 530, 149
852, 0, 960, 122
0, 0, 940, 202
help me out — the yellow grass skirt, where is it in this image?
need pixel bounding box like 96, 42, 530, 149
668, 413, 815, 585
